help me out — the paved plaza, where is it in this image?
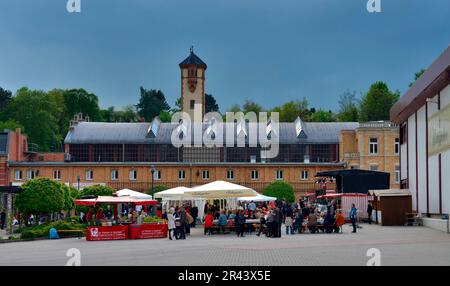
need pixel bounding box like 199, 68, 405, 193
1, 224, 450, 266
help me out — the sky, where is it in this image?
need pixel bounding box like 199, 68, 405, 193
0, 0, 449, 113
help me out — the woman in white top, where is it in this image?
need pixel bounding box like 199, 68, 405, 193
167, 207, 176, 240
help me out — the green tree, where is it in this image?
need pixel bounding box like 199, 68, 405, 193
228, 104, 241, 113
337, 91, 359, 122
62, 185, 78, 212
359, 81, 400, 122
271, 98, 310, 122
310, 109, 335, 122
136, 87, 170, 122
158, 111, 172, 122
0, 120, 23, 131
99, 106, 116, 122
15, 178, 65, 223
0, 87, 62, 151
205, 94, 219, 113
75, 185, 116, 213
263, 181, 295, 203
0, 87, 12, 112
409, 68, 426, 87
242, 100, 263, 114
146, 185, 168, 201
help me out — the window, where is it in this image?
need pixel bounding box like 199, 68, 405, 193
15, 170, 22, 181
369, 138, 378, 155
202, 170, 210, 180
370, 165, 379, 171
394, 138, 400, 155
190, 100, 195, 110
227, 169, 234, 180
178, 170, 185, 180
301, 170, 309, 180
153, 170, 161, 180
395, 165, 400, 184
86, 170, 93, 181
276, 170, 283, 180
251, 170, 259, 180
129, 169, 137, 181
111, 169, 119, 181
53, 170, 61, 180
27, 170, 35, 180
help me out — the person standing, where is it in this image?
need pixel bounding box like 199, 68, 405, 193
248, 201, 256, 212
367, 203, 373, 224
272, 207, 281, 238
350, 204, 357, 233
0, 211, 6, 230
191, 206, 198, 227
167, 208, 176, 240
235, 210, 245, 237
218, 210, 228, 234
285, 208, 293, 235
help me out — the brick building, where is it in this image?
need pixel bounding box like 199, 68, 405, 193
1, 50, 400, 203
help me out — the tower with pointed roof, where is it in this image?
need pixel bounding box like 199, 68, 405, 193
179, 47, 207, 121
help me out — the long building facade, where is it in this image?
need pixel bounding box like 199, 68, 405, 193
1, 50, 400, 204
391, 45, 450, 216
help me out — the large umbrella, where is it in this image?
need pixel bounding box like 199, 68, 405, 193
185, 180, 258, 199
238, 193, 277, 202
153, 186, 194, 200
74, 196, 157, 206
115, 188, 152, 200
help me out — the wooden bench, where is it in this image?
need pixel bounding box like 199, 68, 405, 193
57, 229, 84, 239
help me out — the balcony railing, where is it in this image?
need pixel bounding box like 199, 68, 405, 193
26, 143, 38, 153
344, 152, 360, 159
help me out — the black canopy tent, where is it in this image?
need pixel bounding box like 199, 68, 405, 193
316, 169, 390, 194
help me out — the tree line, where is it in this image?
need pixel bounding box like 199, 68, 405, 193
0, 70, 423, 152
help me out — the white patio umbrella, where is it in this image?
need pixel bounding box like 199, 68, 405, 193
115, 188, 153, 200
186, 180, 258, 199
238, 193, 277, 202
153, 186, 193, 200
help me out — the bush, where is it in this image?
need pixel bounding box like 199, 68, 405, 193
263, 181, 295, 203
76, 185, 116, 213
20, 221, 86, 240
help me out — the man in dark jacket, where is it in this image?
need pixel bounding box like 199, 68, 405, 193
367, 203, 373, 224
179, 207, 187, 239
191, 206, 198, 227
272, 207, 282, 238
0, 211, 6, 230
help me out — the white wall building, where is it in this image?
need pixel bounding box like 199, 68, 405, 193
391, 45, 450, 217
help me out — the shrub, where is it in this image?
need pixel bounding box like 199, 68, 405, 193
20, 221, 86, 240
263, 181, 295, 203
76, 185, 116, 213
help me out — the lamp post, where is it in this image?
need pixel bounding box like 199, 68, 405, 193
151, 165, 156, 216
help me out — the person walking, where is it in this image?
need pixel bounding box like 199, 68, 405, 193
367, 203, 373, 224
294, 209, 304, 233
350, 204, 357, 233
167, 208, 176, 240
178, 207, 187, 239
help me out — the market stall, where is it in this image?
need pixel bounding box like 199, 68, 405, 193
237, 193, 277, 202
74, 196, 165, 241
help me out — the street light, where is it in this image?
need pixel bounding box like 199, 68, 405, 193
151, 165, 156, 216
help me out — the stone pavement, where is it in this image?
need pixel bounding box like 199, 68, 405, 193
1, 224, 450, 266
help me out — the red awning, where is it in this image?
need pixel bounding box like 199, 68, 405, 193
74, 196, 157, 206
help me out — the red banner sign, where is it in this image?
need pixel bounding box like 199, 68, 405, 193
129, 223, 168, 239
86, 226, 129, 241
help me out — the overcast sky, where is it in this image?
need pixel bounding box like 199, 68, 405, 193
0, 0, 449, 112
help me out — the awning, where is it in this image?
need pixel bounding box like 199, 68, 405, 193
74, 196, 157, 206
185, 180, 258, 199
115, 188, 153, 200
154, 186, 195, 200
238, 193, 277, 202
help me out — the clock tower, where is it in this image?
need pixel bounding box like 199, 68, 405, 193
179, 47, 207, 121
